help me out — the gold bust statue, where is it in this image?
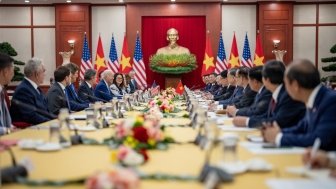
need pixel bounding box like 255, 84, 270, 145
156, 28, 190, 55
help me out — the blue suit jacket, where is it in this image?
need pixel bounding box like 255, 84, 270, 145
10, 79, 54, 124
215, 85, 236, 101
236, 86, 272, 117
129, 79, 138, 94
94, 80, 113, 101
209, 84, 220, 95
234, 85, 257, 109
219, 86, 244, 108
65, 84, 89, 111
280, 86, 336, 151
248, 85, 306, 128
78, 81, 96, 103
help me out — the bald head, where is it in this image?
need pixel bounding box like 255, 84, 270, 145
286, 59, 320, 89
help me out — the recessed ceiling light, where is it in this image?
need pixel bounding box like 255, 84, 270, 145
171, 0, 176, 2
25, 0, 30, 3
66, 0, 71, 3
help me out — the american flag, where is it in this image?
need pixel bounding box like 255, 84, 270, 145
80, 33, 93, 80
215, 32, 228, 74
108, 34, 119, 74
133, 33, 147, 89
150, 80, 160, 96
241, 33, 253, 68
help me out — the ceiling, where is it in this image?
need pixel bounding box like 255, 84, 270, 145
0, 0, 332, 4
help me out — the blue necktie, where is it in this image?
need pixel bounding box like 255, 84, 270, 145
306, 108, 313, 132
64, 89, 71, 111
71, 84, 78, 98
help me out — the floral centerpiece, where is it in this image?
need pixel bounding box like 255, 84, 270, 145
149, 54, 197, 74
104, 115, 174, 151
86, 167, 140, 189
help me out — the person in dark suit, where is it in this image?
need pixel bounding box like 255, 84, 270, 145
128, 70, 138, 93
220, 67, 249, 108
0, 53, 14, 135
212, 70, 228, 99
64, 63, 88, 111
94, 70, 114, 101
207, 73, 220, 94
227, 66, 272, 118
215, 68, 237, 101
10, 58, 54, 125
233, 60, 305, 128
78, 69, 97, 103
47, 66, 71, 115
263, 59, 336, 151
233, 67, 257, 109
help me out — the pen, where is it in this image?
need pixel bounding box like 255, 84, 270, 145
306, 138, 321, 169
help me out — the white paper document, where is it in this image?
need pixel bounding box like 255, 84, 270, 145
240, 141, 306, 155
266, 178, 336, 189
69, 114, 87, 120
218, 125, 257, 132
286, 166, 331, 180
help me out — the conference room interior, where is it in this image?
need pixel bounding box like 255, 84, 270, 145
0, 0, 336, 189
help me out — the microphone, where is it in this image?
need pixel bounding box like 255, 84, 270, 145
0, 145, 28, 184
190, 84, 202, 90
11, 100, 56, 120
82, 92, 108, 103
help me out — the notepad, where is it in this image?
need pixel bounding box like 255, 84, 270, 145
218, 125, 257, 132
69, 114, 87, 120
240, 141, 306, 154
266, 178, 336, 189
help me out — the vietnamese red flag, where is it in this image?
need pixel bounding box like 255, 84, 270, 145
228, 33, 240, 68
201, 34, 216, 76
253, 32, 265, 66
94, 35, 107, 75
175, 80, 184, 95
119, 35, 133, 74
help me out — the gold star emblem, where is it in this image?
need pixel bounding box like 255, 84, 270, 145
254, 55, 264, 66
229, 53, 240, 67
203, 53, 214, 70
95, 55, 106, 70
179, 86, 183, 90
120, 54, 131, 71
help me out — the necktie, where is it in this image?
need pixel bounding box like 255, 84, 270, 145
64, 89, 71, 111
306, 108, 313, 132
0, 90, 11, 128
268, 98, 276, 117
71, 84, 78, 98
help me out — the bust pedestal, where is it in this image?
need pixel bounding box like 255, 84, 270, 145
165, 74, 181, 89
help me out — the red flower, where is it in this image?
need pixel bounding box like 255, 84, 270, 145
138, 149, 149, 162
132, 126, 149, 143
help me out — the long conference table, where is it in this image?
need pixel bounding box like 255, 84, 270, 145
1, 104, 304, 189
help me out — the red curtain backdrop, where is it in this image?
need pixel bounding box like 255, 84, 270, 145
142, 16, 206, 88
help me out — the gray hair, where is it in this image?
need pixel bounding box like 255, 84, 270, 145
101, 70, 113, 79
84, 69, 96, 81
24, 57, 43, 77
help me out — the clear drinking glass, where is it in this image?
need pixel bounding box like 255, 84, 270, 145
221, 133, 239, 163
49, 122, 61, 144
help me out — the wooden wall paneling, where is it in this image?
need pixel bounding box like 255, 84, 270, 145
258, 2, 293, 65
55, 4, 91, 70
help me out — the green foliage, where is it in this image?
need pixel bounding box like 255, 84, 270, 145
149, 53, 197, 74
330, 44, 336, 53
321, 57, 336, 63
0, 42, 25, 81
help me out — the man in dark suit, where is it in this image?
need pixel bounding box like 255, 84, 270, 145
0, 53, 14, 135
215, 68, 237, 101
263, 59, 336, 151
10, 58, 55, 125
207, 73, 220, 94
227, 66, 272, 118
233, 60, 305, 128
78, 69, 97, 103
212, 70, 228, 99
233, 67, 257, 109
128, 70, 138, 93
219, 67, 250, 108
94, 70, 114, 101
47, 66, 72, 115
64, 63, 88, 111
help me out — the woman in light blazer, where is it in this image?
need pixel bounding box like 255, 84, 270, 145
110, 73, 129, 98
